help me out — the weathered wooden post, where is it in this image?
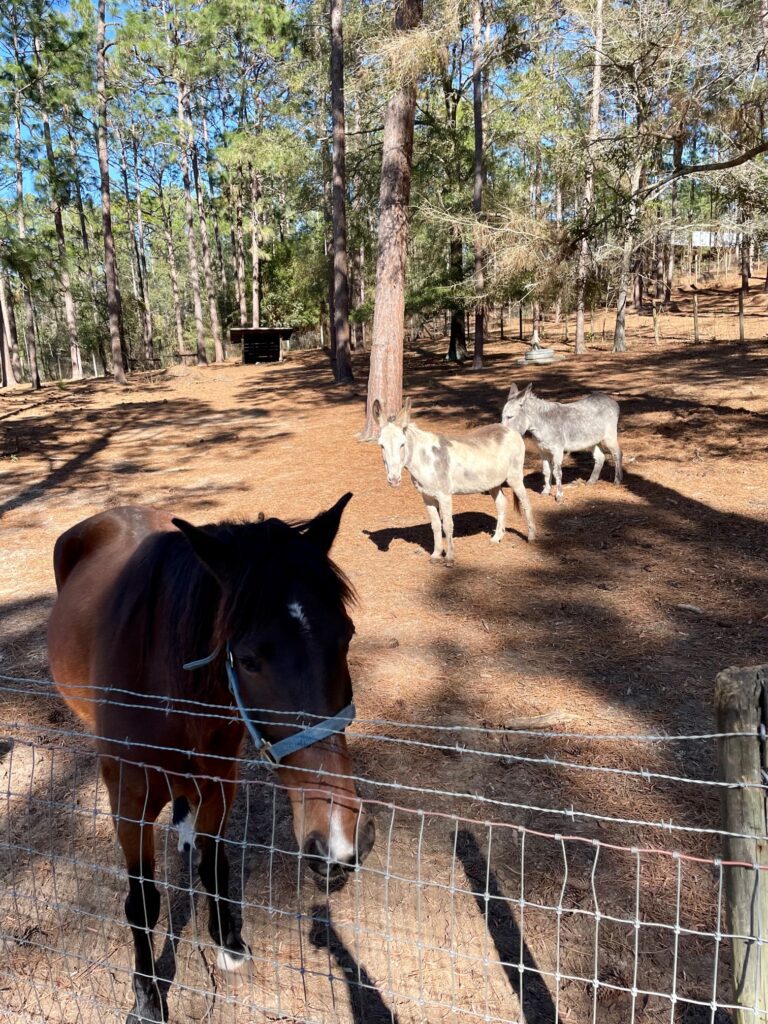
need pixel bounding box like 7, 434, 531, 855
693, 293, 700, 344
715, 665, 768, 1024
739, 290, 746, 344
518, 303, 523, 341
652, 299, 661, 344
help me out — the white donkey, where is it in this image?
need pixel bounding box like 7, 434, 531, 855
501, 383, 622, 502
373, 398, 536, 564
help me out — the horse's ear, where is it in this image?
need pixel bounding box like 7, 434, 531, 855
303, 491, 353, 553
172, 518, 231, 582
394, 397, 411, 428
507, 382, 518, 399
372, 399, 386, 429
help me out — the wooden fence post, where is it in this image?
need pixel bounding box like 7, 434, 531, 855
715, 665, 768, 1024
739, 290, 746, 344
518, 304, 523, 341
693, 294, 700, 344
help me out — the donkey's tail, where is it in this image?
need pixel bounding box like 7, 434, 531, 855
510, 484, 536, 542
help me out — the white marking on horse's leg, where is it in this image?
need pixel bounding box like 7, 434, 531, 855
327, 805, 356, 865
587, 445, 605, 484
176, 809, 198, 854
288, 601, 310, 631
216, 946, 249, 972
490, 487, 506, 543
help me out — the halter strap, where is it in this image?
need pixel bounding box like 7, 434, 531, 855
183, 644, 355, 769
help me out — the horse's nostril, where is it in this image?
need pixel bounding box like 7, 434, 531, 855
303, 833, 329, 864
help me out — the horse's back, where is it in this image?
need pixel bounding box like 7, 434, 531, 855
48, 506, 173, 728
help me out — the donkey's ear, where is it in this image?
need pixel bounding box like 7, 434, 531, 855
394, 397, 412, 428
523, 383, 534, 399
507, 382, 519, 399
303, 491, 353, 553
173, 518, 231, 582
372, 399, 387, 429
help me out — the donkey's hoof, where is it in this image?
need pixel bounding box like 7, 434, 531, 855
490, 535, 503, 545
527, 531, 537, 543
429, 554, 443, 564
541, 487, 551, 497
217, 940, 251, 972
555, 492, 564, 503
444, 556, 455, 567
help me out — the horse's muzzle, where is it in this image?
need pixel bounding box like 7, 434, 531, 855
303, 814, 376, 879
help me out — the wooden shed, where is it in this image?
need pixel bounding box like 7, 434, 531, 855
229, 327, 294, 364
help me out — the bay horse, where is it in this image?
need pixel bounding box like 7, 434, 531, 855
47, 496, 374, 1024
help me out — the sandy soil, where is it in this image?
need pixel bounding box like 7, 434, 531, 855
1, 282, 767, 1023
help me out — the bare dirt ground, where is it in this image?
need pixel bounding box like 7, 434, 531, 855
1, 281, 767, 1024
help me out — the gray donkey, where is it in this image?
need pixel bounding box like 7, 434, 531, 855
373, 398, 535, 563
501, 384, 622, 502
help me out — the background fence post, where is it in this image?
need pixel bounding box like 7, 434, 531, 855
715, 664, 768, 1024
739, 290, 746, 344
693, 294, 700, 343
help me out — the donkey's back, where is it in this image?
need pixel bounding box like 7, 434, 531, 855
542, 393, 619, 451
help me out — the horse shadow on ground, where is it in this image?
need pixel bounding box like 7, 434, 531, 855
309, 904, 398, 1023
456, 828, 562, 1024
364, 510, 528, 556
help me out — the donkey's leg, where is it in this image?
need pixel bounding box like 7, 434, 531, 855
509, 476, 536, 543
587, 445, 605, 485
611, 444, 623, 484
196, 778, 249, 971
552, 449, 565, 502
105, 763, 167, 1024
438, 494, 455, 563
422, 493, 444, 562
489, 486, 507, 543
541, 459, 552, 496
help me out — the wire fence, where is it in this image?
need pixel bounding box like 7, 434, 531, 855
1, 670, 766, 1024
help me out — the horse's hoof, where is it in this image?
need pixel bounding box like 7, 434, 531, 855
217, 940, 251, 972
127, 993, 167, 1024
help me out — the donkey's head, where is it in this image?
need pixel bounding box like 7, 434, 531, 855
501, 383, 533, 434
173, 494, 374, 880
373, 398, 411, 487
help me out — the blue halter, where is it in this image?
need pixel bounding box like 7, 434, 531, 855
183, 644, 356, 768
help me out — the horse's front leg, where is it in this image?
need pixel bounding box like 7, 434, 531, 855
422, 493, 444, 562
109, 778, 165, 1019
196, 779, 249, 971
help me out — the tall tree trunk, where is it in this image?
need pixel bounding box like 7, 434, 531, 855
12, 37, 40, 389
353, 238, 366, 351
250, 164, 261, 329
741, 226, 751, 293
574, 0, 604, 354
34, 36, 82, 380
553, 184, 563, 322
200, 98, 228, 294
613, 159, 644, 353
176, 81, 207, 364
0, 275, 22, 385
0, 296, 9, 388
132, 139, 155, 361
68, 130, 108, 373
471, 0, 485, 369
447, 230, 467, 362
363, 0, 423, 437
330, 0, 353, 382
530, 149, 543, 346
117, 128, 150, 362
187, 103, 224, 363
95, 0, 126, 383
159, 181, 185, 354
232, 178, 248, 325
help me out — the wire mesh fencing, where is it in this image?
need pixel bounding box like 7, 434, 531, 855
1, 672, 766, 1024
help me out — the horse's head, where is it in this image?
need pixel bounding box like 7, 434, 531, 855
174, 493, 374, 880
501, 382, 533, 433
373, 398, 411, 487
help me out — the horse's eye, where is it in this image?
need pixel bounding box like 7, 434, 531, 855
238, 655, 262, 674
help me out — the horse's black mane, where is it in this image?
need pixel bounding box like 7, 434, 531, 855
110, 515, 354, 692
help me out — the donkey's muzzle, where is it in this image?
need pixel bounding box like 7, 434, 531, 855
387, 475, 402, 488
303, 814, 375, 878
